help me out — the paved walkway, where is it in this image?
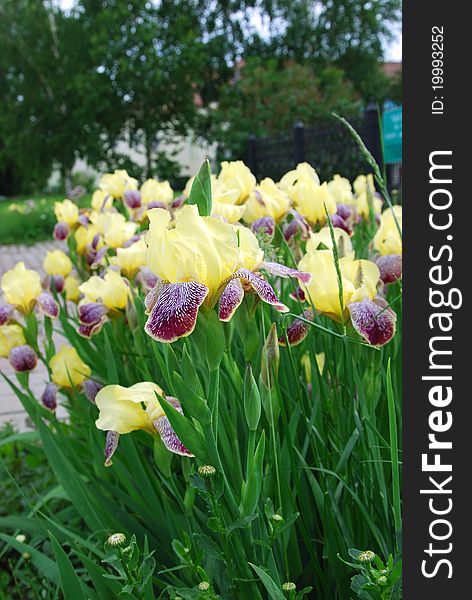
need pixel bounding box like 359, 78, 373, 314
1, 241, 67, 430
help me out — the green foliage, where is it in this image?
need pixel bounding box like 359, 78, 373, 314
214, 58, 362, 159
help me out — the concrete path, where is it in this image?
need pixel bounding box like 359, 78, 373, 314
1, 241, 67, 430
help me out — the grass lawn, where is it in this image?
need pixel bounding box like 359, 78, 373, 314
0, 194, 91, 246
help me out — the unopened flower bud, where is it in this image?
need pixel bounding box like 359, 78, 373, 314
358, 550, 375, 563
0, 303, 14, 325
261, 323, 279, 388
41, 382, 58, 411
15, 534, 26, 543
9, 345, 38, 372
377, 576, 387, 586
124, 189, 142, 209
198, 582, 210, 591
106, 532, 126, 547
282, 582, 296, 592
272, 514, 283, 522
198, 465, 216, 478
80, 378, 103, 403
53, 222, 70, 241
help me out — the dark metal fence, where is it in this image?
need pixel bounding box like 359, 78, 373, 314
246, 104, 385, 184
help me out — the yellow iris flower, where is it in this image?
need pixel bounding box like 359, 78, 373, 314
374, 205, 402, 256
0, 324, 26, 358
1, 262, 42, 314
298, 251, 380, 321
54, 199, 80, 227
243, 178, 291, 224
99, 169, 138, 199
79, 270, 130, 311
43, 250, 73, 278
91, 212, 138, 249
91, 189, 114, 212
49, 346, 91, 388
140, 179, 174, 206
110, 238, 147, 279
218, 160, 256, 204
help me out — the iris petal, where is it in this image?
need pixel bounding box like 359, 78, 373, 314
219, 278, 244, 322
261, 261, 312, 284
348, 299, 397, 346
104, 431, 120, 467
153, 397, 194, 457
144, 281, 209, 343
376, 254, 402, 284
229, 268, 289, 313
37, 293, 59, 319
279, 309, 314, 346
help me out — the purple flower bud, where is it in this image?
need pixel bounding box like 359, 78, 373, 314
0, 303, 14, 325
80, 378, 103, 403
78, 214, 90, 227
9, 345, 38, 372
78, 302, 107, 325
251, 217, 275, 239
41, 382, 58, 411
53, 222, 70, 241
137, 267, 159, 291
171, 195, 185, 209
124, 189, 142, 209
329, 214, 352, 235
336, 203, 354, 221
37, 293, 59, 319
147, 200, 167, 210
47, 275, 65, 294
376, 254, 402, 284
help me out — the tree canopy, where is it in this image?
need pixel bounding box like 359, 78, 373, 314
0, 0, 401, 195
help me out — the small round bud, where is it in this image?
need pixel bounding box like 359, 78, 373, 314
15, 534, 26, 543
377, 576, 387, 586
282, 582, 296, 592
53, 221, 70, 241
9, 345, 38, 372
198, 582, 210, 591
358, 550, 375, 563
271, 514, 283, 522
198, 465, 216, 478
106, 533, 126, 547
21, 552, 31, 560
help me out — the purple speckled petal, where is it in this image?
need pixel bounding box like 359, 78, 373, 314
348, 299, 397, 346
104, 431, 120, 467
278, 309, 314, 346
261, 261, 312, 284
154, 397, 194, 456
289, 287, 306, 302
219, 278, 244, 322
0, 303, 14, 326
77, 318, 107, 339
375, 254, 402, 284
41, 382, 58, 411
37, 293, 59, 319
144, 282, 208, 343
78, 302, 108, 325
229, 268, 289, 313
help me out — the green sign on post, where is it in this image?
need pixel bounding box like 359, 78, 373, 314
382, 106, 402, 164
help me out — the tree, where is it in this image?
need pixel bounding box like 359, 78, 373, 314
213, 58, 361, 159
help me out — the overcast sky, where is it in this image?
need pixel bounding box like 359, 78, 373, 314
56, 0, 402, 61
